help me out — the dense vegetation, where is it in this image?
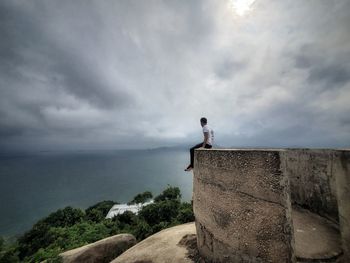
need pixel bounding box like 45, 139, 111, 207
0, 186, 194, 263
127, 191, 153, 205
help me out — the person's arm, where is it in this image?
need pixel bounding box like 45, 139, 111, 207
202, 132, 209, 147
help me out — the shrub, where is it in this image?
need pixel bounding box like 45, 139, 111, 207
25, 247, 63, 263
113, 211, 138, 226
11, 185, 193, 262
177, 202, 195, 223
131, 220, 152, 240
39, 207, 85, 228
18, 207, 84, 259
0, 238, 20, 263
128, 191, 153, 205
0, 250, 20, 263
85, 201, 116, 222
154, 186, 181, 202
139, 199, 180, 226
0, 237, 3, 252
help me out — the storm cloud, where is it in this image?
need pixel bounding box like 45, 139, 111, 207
0, 0, 349, 151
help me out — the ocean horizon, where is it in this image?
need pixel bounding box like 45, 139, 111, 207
0, 147, 193, 238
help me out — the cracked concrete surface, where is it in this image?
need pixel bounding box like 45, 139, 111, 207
193, 148, 349, 262
194, 149, 295, 263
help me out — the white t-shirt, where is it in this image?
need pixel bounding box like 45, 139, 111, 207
202, 124, 214, 145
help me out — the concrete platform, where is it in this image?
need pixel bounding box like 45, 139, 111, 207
293, 206, 342, 261
194, 149, 295, 262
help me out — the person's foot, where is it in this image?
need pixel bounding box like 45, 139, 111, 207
184, 165, 193, 172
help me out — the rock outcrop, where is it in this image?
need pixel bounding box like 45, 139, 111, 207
111, 222, 198, 263
59, 233, 136, 263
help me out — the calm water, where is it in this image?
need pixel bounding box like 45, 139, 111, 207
0, 148, 192, 237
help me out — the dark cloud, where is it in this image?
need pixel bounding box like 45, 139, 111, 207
0, 125, 24, 138
295, 45, 350, 88
294, 45, 321, 69
0, 0, 349, 151
52, 57, 134, 110
308, 63, 350, 87
0, 1, 135, 110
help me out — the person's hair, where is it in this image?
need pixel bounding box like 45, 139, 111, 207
200, 117, 207, 124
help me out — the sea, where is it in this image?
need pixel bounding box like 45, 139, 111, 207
0, 147, 193, 238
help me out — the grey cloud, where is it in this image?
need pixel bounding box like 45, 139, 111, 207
295, 45, 350, 88
3, 2, 134, 110
0, 0, 350, 151
52, 57, 134, 110
214, 59, 246, 79
0, 125, 24, 138
295, 48, 350, 89
308, 63, 350, 87
0, 0, 137, 145
340, 117, 350, 128
294, 45, 322, 69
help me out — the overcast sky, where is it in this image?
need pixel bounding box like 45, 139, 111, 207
0, 0, 349, 151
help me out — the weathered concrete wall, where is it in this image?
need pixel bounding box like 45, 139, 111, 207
283, 148, 350, 262
283, 149, 350, 261
284, 149, 339, 222
333, 150, 350, 261
193, 149, 295, 263
193, 148, 350, 262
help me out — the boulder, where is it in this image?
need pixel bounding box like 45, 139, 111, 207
59, 233, 136, 263
111, 222, 198, 263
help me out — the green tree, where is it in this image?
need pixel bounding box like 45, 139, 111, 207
18, 207, 84, 259
128, 191, 153, 205
176, 202, 195, 223
0, 238, 20, 263
113, 211, 137, 226
18, 223, 55, 260
0, 250, 20, 263
85, 201, 116, 222
24, 222, 112, 262
131, 220, 152, 240
26, 247, 63, 263
11, 185, 191, 262
154, 186, 181, 202
139, 199, 180, 226
85, 208, 104, 223
0, 237, 3, 253
41, 206, 85, 227
50, 222, 111, 248
150, 221, 170, 234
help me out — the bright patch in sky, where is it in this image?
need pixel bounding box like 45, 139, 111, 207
230, 0, 256, 16
1, 0, 350, 151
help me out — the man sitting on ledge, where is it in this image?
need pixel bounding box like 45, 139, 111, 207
185, 117, 214, 172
